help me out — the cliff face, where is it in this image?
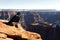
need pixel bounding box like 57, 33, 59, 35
0, 19, 42, 40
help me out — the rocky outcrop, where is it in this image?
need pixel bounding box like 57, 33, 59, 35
0, 20, 42, 40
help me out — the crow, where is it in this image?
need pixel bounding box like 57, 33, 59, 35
7, 12, 21, 28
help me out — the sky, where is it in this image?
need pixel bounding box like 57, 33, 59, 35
0, 0, 59, 10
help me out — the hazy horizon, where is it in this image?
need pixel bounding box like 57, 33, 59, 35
0, 0, 59, 10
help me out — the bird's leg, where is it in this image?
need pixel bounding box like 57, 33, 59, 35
12, 22, 18, 28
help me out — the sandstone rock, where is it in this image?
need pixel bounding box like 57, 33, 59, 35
0, 19, 42, 40
0, 38, 13, 40
0, 33, 7, 38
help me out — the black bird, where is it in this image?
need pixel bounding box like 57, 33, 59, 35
7, 12, 21, 27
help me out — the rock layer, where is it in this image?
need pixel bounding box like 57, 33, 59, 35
0, 20, 42, 40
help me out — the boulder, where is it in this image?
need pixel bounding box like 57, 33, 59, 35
0, 19, 42, 40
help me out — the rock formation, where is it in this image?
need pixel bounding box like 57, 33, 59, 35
0, 19, 42, 40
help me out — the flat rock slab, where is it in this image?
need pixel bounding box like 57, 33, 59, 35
0, 20, 42, 40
